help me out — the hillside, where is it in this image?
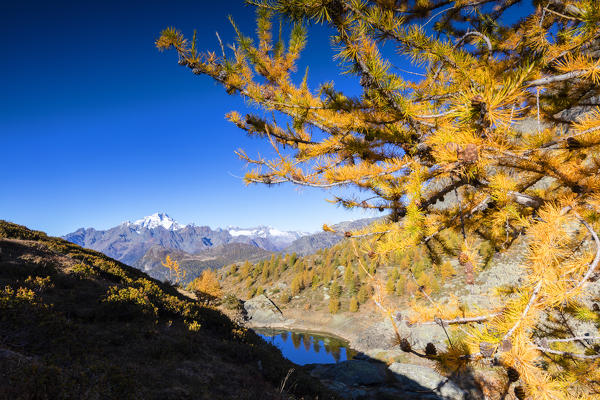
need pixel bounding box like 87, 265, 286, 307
135, 243, 273, 284
218, 226, 512, 357
0, 220, 335, 400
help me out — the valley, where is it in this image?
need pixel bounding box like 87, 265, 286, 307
56, 211, 537, 399
0, 218, 489, 400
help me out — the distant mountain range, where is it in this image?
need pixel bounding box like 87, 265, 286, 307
63, 212, 379, 283
64, 212, 307, 265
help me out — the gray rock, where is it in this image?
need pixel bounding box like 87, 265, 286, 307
389, 363, 467, 400
353, 320, 397, 351
243, 294, 286, 325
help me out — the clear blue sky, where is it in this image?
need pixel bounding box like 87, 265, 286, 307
0, 0, 377, 236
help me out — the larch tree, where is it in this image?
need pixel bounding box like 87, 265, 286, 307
188, 269, 223, 300
157, 1, 600, 398
161, 255, 186, 285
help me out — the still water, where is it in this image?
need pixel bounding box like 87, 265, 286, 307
256, 328, 357, 365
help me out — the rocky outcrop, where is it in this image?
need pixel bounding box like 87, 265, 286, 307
244, 294, 286, 325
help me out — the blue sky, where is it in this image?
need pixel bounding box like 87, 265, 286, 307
0, 0, 376, 236
0, 1, 533, 236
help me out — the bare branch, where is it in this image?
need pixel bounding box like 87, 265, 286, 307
455, 31, 493, 52
534, 345, 600, 360
507, 191, 543, 208
526, 70, 588, 87
413, 313, 501, 326
547, 336, 600, 343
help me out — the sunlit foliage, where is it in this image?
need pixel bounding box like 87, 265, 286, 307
159, 1, 600, 397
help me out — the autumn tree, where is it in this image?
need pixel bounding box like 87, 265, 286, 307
158, 1, 600, 398
161, 255, 186, 285
188, 269, 223, 299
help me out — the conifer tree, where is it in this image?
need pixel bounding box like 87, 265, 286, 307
159, 1, 600, 397
349, 296, 359, 312
161, 255, 186, 285
188, 268, 223, 299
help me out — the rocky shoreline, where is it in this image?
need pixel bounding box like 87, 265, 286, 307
242, 294, 477, 399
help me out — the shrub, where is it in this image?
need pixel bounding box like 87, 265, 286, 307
222, 294, 243, 310
279, 290, 291, 304
71, 263, 98, 278
102, 286, 158, 320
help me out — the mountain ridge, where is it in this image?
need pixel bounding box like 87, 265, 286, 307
63, 212, 309, 266
63, 213, 380, 270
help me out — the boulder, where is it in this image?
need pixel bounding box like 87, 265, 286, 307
243, 294, 285, 325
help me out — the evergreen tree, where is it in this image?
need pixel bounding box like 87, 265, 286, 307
357, 285, 369, 304
349, 296, 359, 313
328, 297, 340, 314
329, 279, 342, 299
290, 273, 304, 295
188, 269, 222, 299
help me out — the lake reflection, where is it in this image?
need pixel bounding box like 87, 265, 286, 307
256, 328, 357, 365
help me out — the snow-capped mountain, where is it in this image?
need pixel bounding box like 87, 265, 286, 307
126, 212, 186, 231
226, 225, 308, 248
63, 212, 380, 282
63, 213, 309, 266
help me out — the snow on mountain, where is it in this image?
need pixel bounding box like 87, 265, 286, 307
63, 212, 340, 267
127, 212, 186, 231
227, 226, 308, 240
228, 228, 257, 237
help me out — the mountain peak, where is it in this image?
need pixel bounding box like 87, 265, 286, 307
129, 212, 186, 231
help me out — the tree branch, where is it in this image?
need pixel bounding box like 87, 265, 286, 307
534, 345, 600, 360
497, 281, 543, 353
413, 313, 501, 326
526, 70, 588, 87
570, 211, 600, 292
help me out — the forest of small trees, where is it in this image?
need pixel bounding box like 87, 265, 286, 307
222, 234, 462, 315
158, 1, 600, 398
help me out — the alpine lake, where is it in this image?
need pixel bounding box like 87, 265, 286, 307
255, 328, 358, 365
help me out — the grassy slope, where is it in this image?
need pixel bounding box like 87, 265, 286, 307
0, 221, 335, 400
